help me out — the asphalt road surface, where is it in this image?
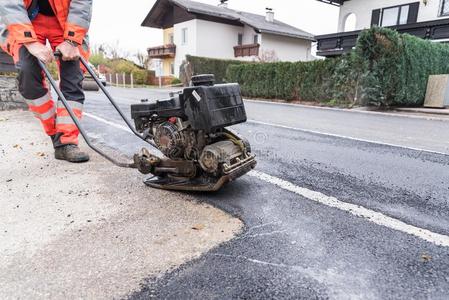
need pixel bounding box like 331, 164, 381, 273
80, 87, 449, 299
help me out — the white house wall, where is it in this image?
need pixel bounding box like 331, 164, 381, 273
195, 19, 243, 59
173, 19, 198, 77
171, 19, 312, 76
242, 24, 259, 44
339, 0, 449, 32
260, 33, 312, 62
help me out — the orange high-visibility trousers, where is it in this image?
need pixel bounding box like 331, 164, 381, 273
14, 14, 84, 147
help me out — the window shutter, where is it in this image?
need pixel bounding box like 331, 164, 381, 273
407, 2, 419, 24
371, 9, 381, 27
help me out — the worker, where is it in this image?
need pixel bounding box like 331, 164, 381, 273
0, 0, 92, 163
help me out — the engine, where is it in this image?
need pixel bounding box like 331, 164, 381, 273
130, 74, 256, 191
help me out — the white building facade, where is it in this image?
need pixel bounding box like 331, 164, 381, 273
143, 0, 315, 77
338, 0, 449, 32
316, 0, 449, 56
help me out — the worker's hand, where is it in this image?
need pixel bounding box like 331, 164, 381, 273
24, 42, 54, 64
56, 41, 80, 61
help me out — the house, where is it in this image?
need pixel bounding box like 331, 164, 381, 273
142, 0, 315, 78
316, 0, 449, 57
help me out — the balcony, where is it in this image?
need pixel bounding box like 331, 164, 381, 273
234, 44, 260, 58
147, 44, 176, 59
316, 18, 449, 57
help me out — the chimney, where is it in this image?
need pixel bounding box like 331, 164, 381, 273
218, 0, 228, 8
266, 8, 274, 22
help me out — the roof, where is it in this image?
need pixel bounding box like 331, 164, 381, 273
316, 0, 348, 6
142, 0, 315, 41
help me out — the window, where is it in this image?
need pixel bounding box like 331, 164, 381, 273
381, 4, 410, 26
238, 33, 243, 46
170, 62, 175, 75
181, 28, 188, 45
253, 34, 258, 44
440, 0, 449, 16
374, 3, 419, 27
343, 13, 356, 32
169, 33, 174, 44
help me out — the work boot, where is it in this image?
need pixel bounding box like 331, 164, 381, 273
55, 145, 90, 163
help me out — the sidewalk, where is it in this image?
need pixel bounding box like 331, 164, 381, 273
394, 107, 449, 116
0, 110, 241, 299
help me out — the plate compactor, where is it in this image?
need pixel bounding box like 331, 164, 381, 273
39, 54, 256, 192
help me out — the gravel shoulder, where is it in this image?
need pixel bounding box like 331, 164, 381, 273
0, 110, 242, 299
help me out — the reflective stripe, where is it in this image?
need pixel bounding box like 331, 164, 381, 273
0, 25, 7, 45
60, 134, 79, 145
67, 14, 90, 29
25, 93, 52, 107
0, 3, 31, 25
33, 108, 55, 121
67, 0, 92, 29
56, 116, 79, 125
57, 100, 83, 111
4, 14, 31, 25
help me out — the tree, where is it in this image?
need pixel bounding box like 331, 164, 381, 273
135, 52, 151, 70
89, 51, 107, 67
258, 50, 279, 63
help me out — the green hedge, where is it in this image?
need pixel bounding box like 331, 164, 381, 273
186, 55, 247, 83
226, 59, 339, 101
356, 27, 449, 106
224, 28, 449, 106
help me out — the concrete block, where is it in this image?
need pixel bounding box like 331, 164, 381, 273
0, 76, 27, 111
424, 75, 449, 108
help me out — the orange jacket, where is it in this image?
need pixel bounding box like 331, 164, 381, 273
0, 0, 92, 55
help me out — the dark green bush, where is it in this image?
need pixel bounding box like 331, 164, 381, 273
356, 27, 449, 106
186, 55, 247, 83
132, 69, 150, 85
226, 59, 339, 101
171, 77, 182, 85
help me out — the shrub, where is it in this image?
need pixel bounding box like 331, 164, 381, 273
227, 28, 449, 107
355, 27, 449, 106
226, 59, 339, 102
132, 69, 149, 85
332, 52, 362, 104
171, 77, 182, 85
185, 55, 247, 83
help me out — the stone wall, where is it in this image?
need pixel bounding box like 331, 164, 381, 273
0, 76, 27, 111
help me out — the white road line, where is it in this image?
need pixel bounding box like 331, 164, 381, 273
84, 112, 132, 133
248, 119, 449, 156
85, 111, 449, 247
248, 170, 449, 248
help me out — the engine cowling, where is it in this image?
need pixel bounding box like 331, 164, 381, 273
153, 122, 185, 159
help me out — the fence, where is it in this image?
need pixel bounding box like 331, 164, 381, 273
106, 73, 135, 88
105, 73, 176, 88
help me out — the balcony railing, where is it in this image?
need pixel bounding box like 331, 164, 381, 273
147, 44, 176, 59
316, 18, 449, 57
234, 44, 260, 58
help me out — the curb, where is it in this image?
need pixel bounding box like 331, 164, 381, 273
244, 99, 449, 122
